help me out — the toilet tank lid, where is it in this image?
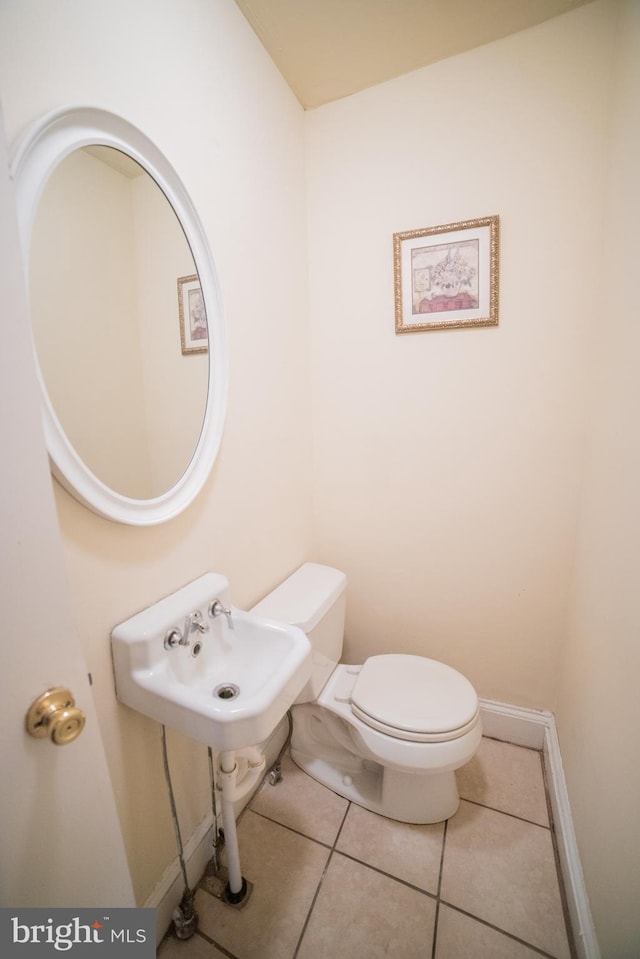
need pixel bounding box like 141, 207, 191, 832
250, 563, 347, 633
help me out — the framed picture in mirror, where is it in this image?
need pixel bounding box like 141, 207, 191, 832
178, 274, 208, 354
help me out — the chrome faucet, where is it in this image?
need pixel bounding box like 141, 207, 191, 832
185, 610, 209, 638
209, 599, 234, 630
164, 610, 209, 649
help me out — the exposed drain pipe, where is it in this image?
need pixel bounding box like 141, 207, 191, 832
217, 747, 265, 904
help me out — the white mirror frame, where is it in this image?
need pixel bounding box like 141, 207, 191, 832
11, 106, 227, 525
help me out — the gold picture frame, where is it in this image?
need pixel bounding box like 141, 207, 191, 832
393, 215, 499, 334
177, 274, 208, 354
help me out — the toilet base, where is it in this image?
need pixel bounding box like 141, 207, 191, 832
290, 745, 460, 824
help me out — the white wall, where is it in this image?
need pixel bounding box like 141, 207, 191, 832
0, 0, 311, 905
306, 0, 616, 710
557, 2, 640, 955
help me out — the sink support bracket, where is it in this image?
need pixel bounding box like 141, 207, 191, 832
218, 750, 250, 904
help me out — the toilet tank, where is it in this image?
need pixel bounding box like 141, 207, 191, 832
250, 563, 347, 703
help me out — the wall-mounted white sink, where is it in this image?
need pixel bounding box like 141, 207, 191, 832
111, 573, 312, 751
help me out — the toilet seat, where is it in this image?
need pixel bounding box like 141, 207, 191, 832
350, 654, 479, 744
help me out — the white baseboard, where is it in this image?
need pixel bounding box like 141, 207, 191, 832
479, 699, 600, 959
478, 697, 549, 749
543, 717, 601, 959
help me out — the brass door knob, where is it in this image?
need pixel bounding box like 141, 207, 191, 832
26, 687, 86, 745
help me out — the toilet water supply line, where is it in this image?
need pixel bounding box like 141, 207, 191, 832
207, 747, 222, 874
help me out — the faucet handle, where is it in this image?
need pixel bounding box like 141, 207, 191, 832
185, 610, 209, 639
164, 626, 183, 649
164, 611, 208, 650
190, 610, 209, 633
209, 599, 234, 630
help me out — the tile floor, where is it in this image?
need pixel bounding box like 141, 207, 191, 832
158, 737, 574, 959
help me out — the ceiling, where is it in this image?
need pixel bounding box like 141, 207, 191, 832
234, 0, 592, 109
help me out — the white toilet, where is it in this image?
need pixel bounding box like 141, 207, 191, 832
251, 563, 482, 824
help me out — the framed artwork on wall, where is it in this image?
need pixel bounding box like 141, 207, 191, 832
393, 215, 499, 334
178, 274, 208, 354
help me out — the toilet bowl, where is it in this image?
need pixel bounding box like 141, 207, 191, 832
251, 563, 481, 823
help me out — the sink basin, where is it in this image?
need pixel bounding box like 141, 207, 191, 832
111, 573, 311, 751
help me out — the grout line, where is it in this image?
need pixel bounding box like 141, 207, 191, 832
436, 819, 448, 898
430, 817, 448, 959
333, 848, 438, 901
291, 801, 351, 959
291, 849, 334, 959
458, 795, 551, 830
333, 799, 351, 846
248, 806, 336, 849
439, 901, 562, 959
180, 929, 240, 959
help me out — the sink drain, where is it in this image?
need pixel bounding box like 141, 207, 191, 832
213, 683, 240, 701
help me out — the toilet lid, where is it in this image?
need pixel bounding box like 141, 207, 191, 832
351, 654, 479, 742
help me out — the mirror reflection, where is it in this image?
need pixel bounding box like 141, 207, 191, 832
29, 146, 208, 499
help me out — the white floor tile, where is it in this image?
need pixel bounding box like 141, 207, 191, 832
158, 742, 573, 959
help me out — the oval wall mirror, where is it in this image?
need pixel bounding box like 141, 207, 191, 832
11, 107, 227, 525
